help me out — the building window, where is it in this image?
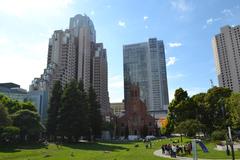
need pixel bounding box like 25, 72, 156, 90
149, 122, 152, 126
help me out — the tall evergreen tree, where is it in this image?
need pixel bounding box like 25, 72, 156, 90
46, 81, 62, 140
76, 81, 89, 138
88, 86, 102, 140
57, 80, 83, 142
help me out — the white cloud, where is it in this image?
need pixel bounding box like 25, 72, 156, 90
203, 17, 222, 29
143, 16, 149, 21
0, 36, 9, 45
222, 9, 233, 17
118, 20, 126, 28
0, 0, 73, 17
0, 54, 46, 90
168, 42, 182, 48
166, 57, 177, 66
170, 0, 192, 12
0, 38, 48, 90
206, 18, 213, 24
90, 10, 95, 15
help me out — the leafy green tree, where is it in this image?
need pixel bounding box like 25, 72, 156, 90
0, 95, 22, 114
227, 93, 240, 130
0, 105, 11, 127
12, 109, 42, 142
167, 88, 195, 128
88, 86, 102, 140
1, 126, 20, 144
21, 102, 37, 112
204, 87, 232, 134
175, 119, 203, 137
46, 81, 62, 140
164, 117, 174, 135
191, 93, 207, 133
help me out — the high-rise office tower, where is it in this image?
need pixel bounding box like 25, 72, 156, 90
31, 14, 110, 118
92, 43, 110, 116
212, 25, 240, 92
123, 38, 169, 118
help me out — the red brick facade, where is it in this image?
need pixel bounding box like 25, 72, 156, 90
117, 85, 155, 137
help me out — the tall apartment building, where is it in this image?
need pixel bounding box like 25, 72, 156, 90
123, 38, 169, 118
212, 25, 240, 92
31, 14, 110, 118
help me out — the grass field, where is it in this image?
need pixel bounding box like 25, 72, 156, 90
0, 137, 239, 160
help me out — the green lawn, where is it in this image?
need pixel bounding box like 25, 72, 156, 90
0, 140, 169, 160
0, 138, 239, 160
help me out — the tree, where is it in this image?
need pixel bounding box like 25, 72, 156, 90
75, 81, 89, 138
58, 80, 81, 142
204, 87, 232, 134
12, 109, 42, 142
1, 126, 20, 144
175, 119, 203, 137
191, 93, 208, 134
0, 105, 11, 127
167, 88, 195, 130
46, 81, 62, 140
227, 93, 240, 130
88, 86, 102, 140
0, 95, 22, 114
21, 102, 37, 112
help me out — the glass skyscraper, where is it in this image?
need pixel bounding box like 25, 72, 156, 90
123, 38, 169, 118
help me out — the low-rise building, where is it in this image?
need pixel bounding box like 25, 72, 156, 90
0, 83, 28, 101
27, 90, 48, 123
110, 102, 125, 117
117, 85, 155, 137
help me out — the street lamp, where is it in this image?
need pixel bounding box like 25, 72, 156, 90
228, 126, 235, 160
220, 98, 230, 156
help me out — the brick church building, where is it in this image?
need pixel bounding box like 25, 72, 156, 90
117, 85, 156, 137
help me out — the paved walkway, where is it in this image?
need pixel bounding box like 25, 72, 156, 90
153, 149, 238, 160
154, 150, 194, 160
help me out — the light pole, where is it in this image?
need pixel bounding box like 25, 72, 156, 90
228, 126, 235, 160
220, 98, 230, 156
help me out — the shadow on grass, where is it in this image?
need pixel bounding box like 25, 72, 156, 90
0, 143, 47, 153
98, 140, 139, 145
62, 142, 128, 152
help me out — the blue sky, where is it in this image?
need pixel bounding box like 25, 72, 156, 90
0, 0, 239, 102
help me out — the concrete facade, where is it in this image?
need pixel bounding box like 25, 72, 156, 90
212, 25, 240, 92
110, 102, 125, 117
31, 14, 110, 118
